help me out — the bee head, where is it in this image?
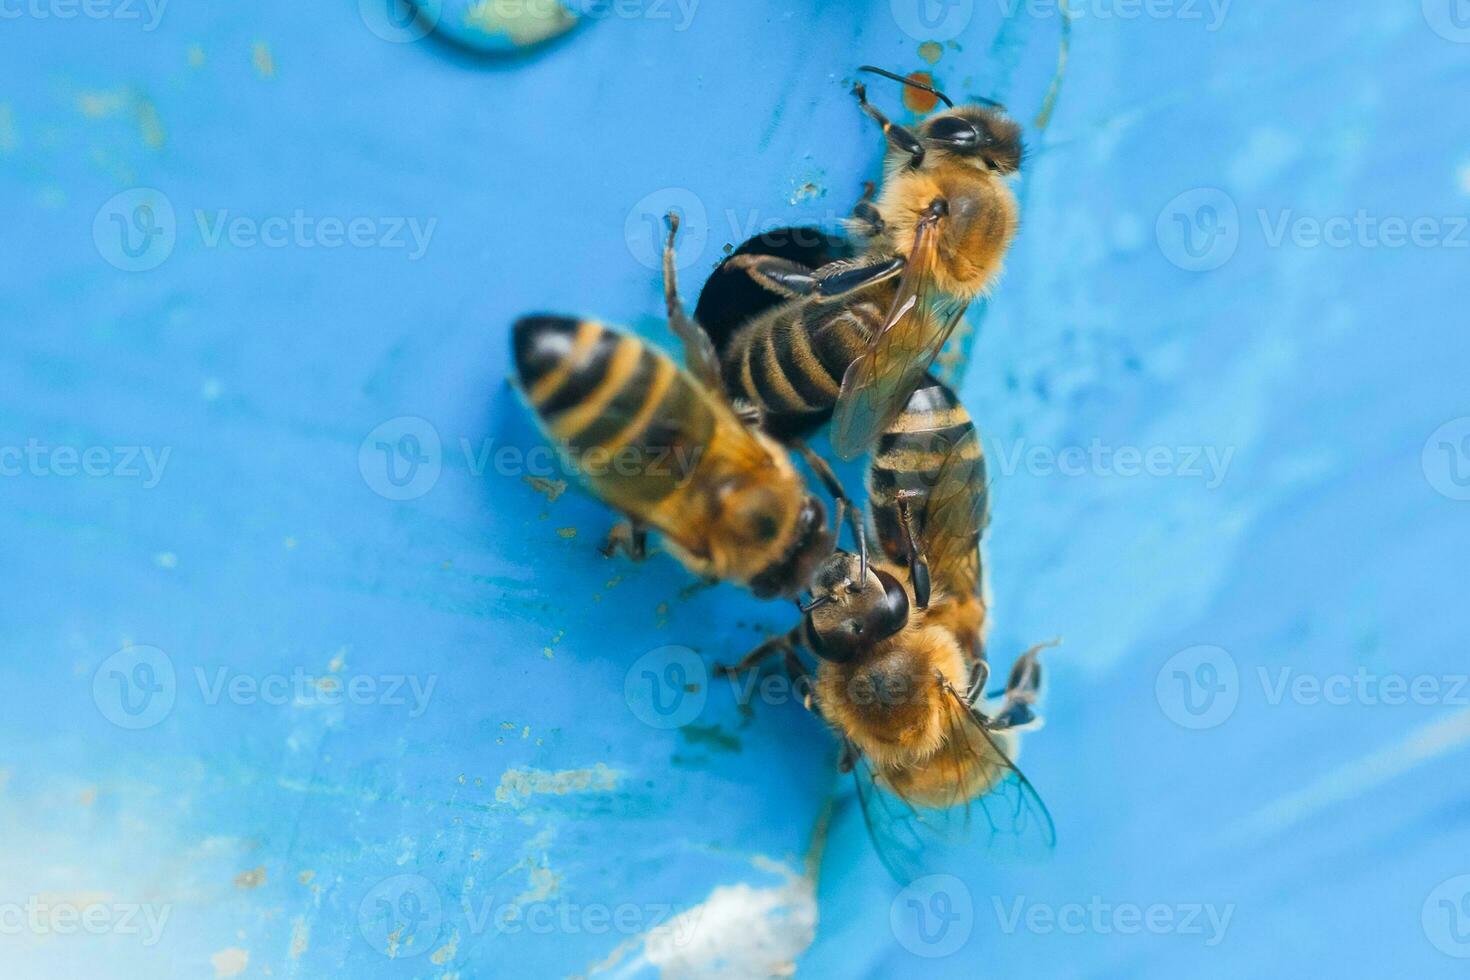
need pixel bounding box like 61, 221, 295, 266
921, 106, 1024, 175
803, 555, 911, 663
745, 493, 833, 600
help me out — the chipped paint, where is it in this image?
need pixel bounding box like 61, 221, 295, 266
234, 865, 267, 889
556, 526, 577, 539
918, 41, 943, 65
430, 929, 460, 965
187, 44, 206, 68
523, 475, 567, 502
289, 917, 310, 959
211, 948, 249, 978
252, 41, 276, 79
462, 0, 576, 47
493, 763, 620, 805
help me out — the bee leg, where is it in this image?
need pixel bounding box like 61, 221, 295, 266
850, 181, 885, 237
810, 256, 905, 299
782, 647, 822, 717
987, 641, 1059, 731
853, 81, 925, 168
599, 519, 648, 561
714, 626, 800, 679
895, 494, 931, 609
662, 212, 727, 396
790, 438, 869, 585
727, 254, 821, 300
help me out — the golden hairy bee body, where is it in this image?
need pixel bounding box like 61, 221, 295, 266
512, 315, 835, 598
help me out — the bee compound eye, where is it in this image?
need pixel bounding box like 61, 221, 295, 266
927, 116, 981, 150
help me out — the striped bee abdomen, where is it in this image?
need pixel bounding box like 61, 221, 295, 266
867, 375, 983, 567
513, 316, 714, 509
720, 295, 888, 440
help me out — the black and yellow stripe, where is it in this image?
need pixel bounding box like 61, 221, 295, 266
866, 375, 984, 568
513, 316, 713, 507
721, 294, 890, 438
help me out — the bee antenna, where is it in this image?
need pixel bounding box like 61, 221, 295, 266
801, 595, 834, 614
857, 65, 954, 109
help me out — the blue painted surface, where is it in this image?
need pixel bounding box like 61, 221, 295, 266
3, 2, 1469, 977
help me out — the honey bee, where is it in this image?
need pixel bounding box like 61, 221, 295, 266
717, 376, 1054, 881
715, 66, 1024, 460
511, 216, 867, 600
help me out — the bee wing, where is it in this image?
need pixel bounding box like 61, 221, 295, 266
916, 426, 989, 599
849, 687, 1055, 884
830, 218, 970, 461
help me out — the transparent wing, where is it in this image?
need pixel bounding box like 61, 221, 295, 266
830, 217, 971, 461
849, 687, 1055, 884
916, 427, 988, 599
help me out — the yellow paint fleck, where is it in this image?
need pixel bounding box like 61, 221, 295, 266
78, 787, 97, 806
0, 104, 15, 153
543, 647, 554, 658
501, 721, 516, 730
605, 575, 622, 589
283, 536, 297, 550
495, 764, 620, 805
211, 948, 249, 979
456, 774, 466, 785
298, 870, 315, 885
523, 476, 567, 502
135, 97, 165, 149
521, 726, 530, 739
234, 866, 267, 889
919, 41, 943, 64
252, 41, 276, 79
188, 44, 206, 68
430, 930, 460, 965
556, 527, 577, 539
76, 89, 127, 118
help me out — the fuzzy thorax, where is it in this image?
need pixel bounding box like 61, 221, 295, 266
814, 622, 970, 771
875, 162, 1019, 302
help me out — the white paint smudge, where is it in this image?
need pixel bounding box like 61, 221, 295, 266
494, 763, 620, 806
587, 862, 816, 980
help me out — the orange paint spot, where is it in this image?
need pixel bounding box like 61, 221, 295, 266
903, 71, 940, 114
